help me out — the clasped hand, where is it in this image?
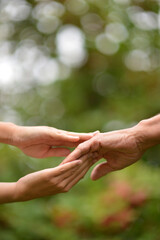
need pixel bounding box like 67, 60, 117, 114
62, 123, 147, 180
14, 123, 144, 202
0, 124, 97, 203
1, 117, 155, 203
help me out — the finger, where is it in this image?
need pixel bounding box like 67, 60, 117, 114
57, 156, 85, 180
50, 160, 82, 177
91, 162, 114, 180
50, 131, 100, 147
53, 155, 91, 191
52, 141, 90, 148
56, 165, 80, 179
61, 140, 93, 165
64, 158, 94, 190
56, 133, 80, 142
55, 140, 91, 148
63, 130, 100, 140
51, 159, 91, 194
62, 130, 99, 136
61, 153, 96, 189
54, 131, 100, 146
45, 148, 71, 157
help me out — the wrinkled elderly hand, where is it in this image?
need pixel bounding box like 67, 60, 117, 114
62, 123, 148, 180
11, 125, 96, 158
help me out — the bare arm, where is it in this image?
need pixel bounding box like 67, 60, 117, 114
0, 157, 95, 204
0, 122, 96, 158
62, 114, 160, 180
136, 114, 160, 149
0, 183, 16, 203
0, 122, 96, 203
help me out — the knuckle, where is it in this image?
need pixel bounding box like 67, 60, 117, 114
96, 135, 101, 145
59, 168, 65, 174
57, 182, 66, 192
92, 139, 97, 145
77, 143, 83, 150
63, 187, 69, 193
91, 136, 101, 151
64, 186, 70, 193
76, 145, 84, 155
49, 177, 58, 186
42, 171, 51, 183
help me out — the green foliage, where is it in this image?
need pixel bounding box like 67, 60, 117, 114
0, 0, 160, 239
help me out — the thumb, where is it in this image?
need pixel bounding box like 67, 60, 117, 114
91, 162, 114, 180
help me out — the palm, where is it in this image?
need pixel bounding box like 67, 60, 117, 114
20, 143, 54, 158
15, 126, 94, 158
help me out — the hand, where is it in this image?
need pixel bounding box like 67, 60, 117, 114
13, 155, 96, 202
62, 124, 146, 180
12, 125, 96, 158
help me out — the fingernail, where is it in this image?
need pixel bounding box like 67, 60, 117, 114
71, 136, 80, 140
93, 130, 100, 134
87, 131, 99, 136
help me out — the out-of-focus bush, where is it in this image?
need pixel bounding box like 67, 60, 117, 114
0, 0, 160, 239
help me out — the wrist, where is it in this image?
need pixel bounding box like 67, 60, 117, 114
0, 182, 17, 204
132, 116, 160, 152
0, 122, 19, 146
13, 178, 27, 202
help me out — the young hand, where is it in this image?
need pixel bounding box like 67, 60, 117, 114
0, 154, 96, 203
11, 125, 96, 158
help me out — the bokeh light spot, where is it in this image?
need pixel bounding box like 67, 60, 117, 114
105, 22, 128, 43
1, 0, 31, 22
56, 25, 87, 67
66, 0, 89, 16
37, 16, 60, 34
128, 6, 158, 31
125, 49, 151, 72
96, 33, 119, 55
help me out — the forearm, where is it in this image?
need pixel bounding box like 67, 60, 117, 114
0, 182, 17, 204
0, 122, 17, 145
135, 114, 160, 151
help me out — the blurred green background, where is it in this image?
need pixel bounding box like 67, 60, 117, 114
0, 0, 160, 239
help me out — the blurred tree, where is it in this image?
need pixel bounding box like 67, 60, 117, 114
0, 0, 160, 239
